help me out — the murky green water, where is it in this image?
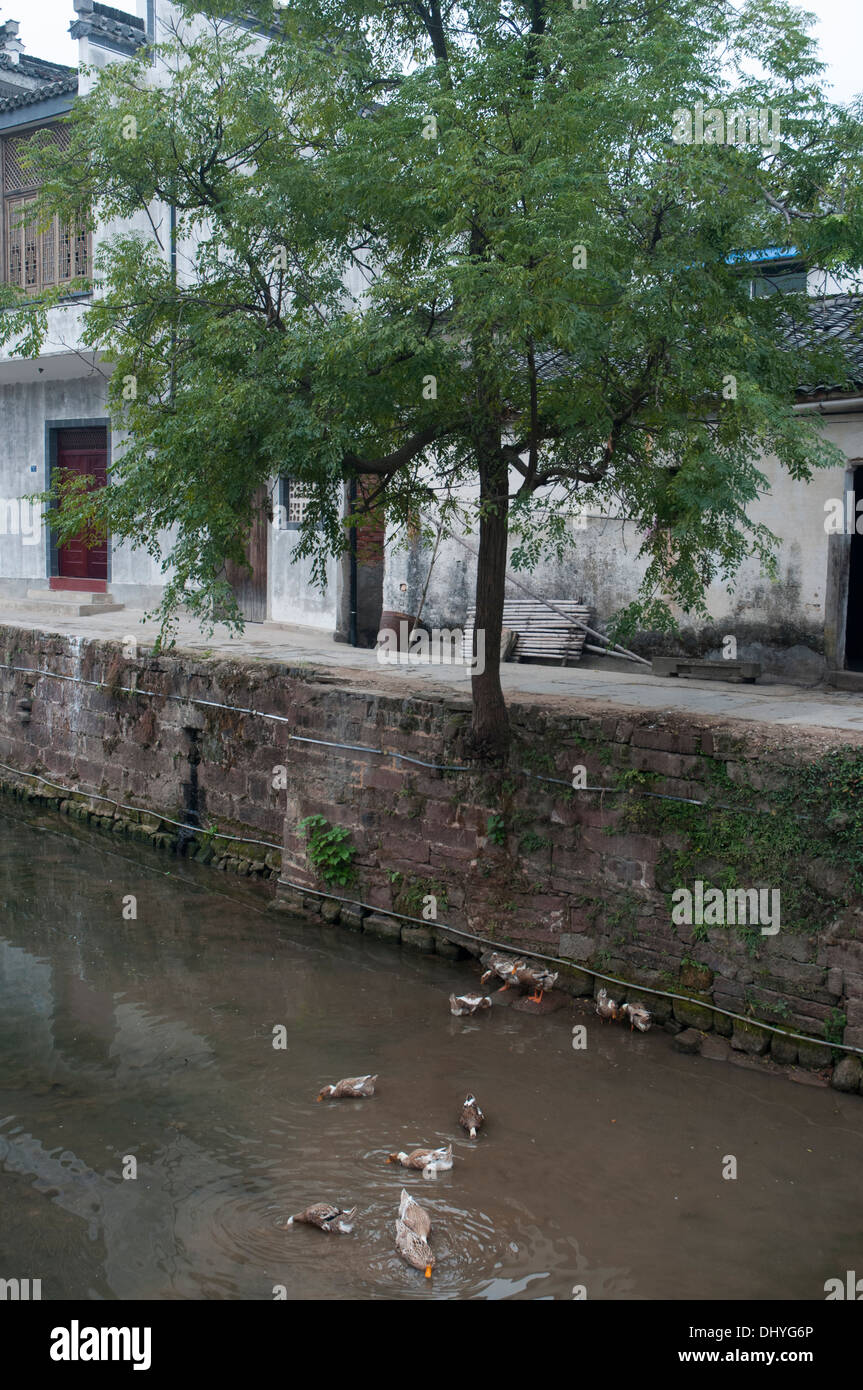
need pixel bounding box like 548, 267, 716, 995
0, 802, 860, 1300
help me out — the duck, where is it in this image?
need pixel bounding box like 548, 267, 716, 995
622, 1001, 652, 1032
316, 1074, 377, 1101
449, 992, 492, 1016
509, 960, 559, 1003
595, 988, 623, 1022
480, 952, 524, 989
398, 1188, 432, 1239
387, 1143, 453, 1178
459, 1093, 484, 1139
285, 1202, 357, 1234
395, 1217, 435, 1278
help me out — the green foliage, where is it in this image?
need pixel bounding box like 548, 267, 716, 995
0, 0, 860, 665
298, 814, 357, 887
519, 831, 551, 853
824, 1008, 847, 1045
486, 813, 507, 845
626, 745, 863, 935
388, 870, 448, 914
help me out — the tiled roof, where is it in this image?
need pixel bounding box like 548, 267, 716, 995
93, 2, 145, 29
535, 295, 863, 397
70, 2, 148, 54
0, 53, 78, 113
791, 296, 863, 396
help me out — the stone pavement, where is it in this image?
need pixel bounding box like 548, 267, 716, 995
2, 601, 863, 736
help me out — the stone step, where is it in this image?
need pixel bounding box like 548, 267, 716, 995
828, 669, 863, 691
10, 590, 127, 617
652, 656, 761, 683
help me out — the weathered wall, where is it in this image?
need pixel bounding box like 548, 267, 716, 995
386, 415, 863, 678
0, 374, 167, 604
1, 624, 862, 1092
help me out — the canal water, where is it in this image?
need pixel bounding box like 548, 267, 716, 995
0, 802, 860, 1301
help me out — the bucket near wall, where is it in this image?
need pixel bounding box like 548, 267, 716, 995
377, 610, 417, 652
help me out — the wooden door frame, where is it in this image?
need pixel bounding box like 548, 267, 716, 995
45, 418, 111, 589
824, 460, 863, 671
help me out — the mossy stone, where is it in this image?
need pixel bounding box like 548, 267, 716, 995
830, 1055, 862, 1092
796, 1038, 833, 1070
770, 1034, 798, 1065
673, 998, 715, 1031
731, 1019, 771, 1055
559, 965, 594, 997
362, 913, 401, 941
400, 924, 436, 952
433, 932, 464, 959
679, 962, 713, 992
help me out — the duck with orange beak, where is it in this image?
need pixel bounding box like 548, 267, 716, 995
509, 960, 559, 1004
386, 1143, 453, 1178
395, 1216, 435, 1278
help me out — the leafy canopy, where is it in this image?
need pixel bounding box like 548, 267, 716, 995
3, 0, 863, 642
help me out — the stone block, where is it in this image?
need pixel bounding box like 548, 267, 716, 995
433, 931, 464, 959
796, 1038, 833, 1070
830, 1055, 862, 1093
731, 1019, 771, 1055
362, 913, 402, 941
679, 961, 714, 992
400, 923, 436, 952
673, 997, 715, 1031
770, 1034, 798, 1066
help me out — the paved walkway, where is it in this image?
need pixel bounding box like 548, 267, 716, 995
1, 602, 862, 736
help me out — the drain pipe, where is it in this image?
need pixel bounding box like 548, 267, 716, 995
348, 475, 358, 647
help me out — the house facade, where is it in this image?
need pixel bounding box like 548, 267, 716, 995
0, 6, 860, 681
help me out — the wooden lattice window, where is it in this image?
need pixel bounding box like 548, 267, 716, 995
2, 125, 90, 292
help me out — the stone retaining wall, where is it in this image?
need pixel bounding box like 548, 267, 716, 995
1, 624, 862, 1095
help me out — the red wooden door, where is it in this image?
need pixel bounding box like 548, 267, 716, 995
55, 429, 108, 586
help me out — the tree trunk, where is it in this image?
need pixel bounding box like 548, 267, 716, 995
470, 437, 510, 757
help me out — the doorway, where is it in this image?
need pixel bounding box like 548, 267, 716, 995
846, 465, 863, 669
49, 425, 109, 592
223, 484, 268, 622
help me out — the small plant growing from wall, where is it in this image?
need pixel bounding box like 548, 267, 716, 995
486, 813, 507, 846
298, 815, 357, 888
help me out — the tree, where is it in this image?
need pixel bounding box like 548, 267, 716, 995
4, 0, 863, 754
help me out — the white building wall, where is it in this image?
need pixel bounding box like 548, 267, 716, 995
385, 412, 863, 676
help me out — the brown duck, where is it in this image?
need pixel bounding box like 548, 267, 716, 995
459, 1093, 484, 1139
285, 1202, 357, 1234
316, 1074, 377, 1100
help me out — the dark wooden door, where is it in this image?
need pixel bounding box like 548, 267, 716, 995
55, 428, 108, 585
224, 485, 268, 622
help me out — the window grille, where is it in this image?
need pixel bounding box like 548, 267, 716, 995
2, 126, 89, 291
279, 477, 314, 526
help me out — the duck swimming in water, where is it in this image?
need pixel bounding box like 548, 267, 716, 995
386, 1143, 453, 1178
395, 1217, 435, 1278
449, 992, 492, 1016
316, 1074, 377, 1100
398, 1188, 432, 1239
285, 1202, 357, 1234
459, 1094, 484, 1139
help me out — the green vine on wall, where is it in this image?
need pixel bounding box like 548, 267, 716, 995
298, 814, 357, 888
